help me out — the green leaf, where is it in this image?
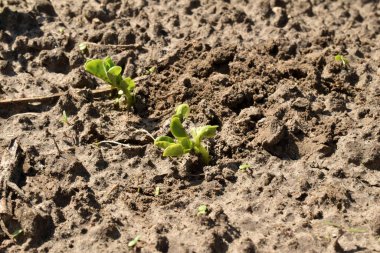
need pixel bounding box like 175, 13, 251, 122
193, 144, 211, 164
334, 54, 349, 66
128, 235, 140, 248
107, 66, 122, 76
107, 66, 123, 85
154, 136, 175, 149
102, 56, 115, 71
12, 229, 23, 238
347, 227, 367, 233
170, 117, 188, 138
239, 164, 251, 171
179, 138, 193, 152
78, 42, 87, 51
147, 66, 156, 74
191, 125, 218, 145
163, 143, 184, 157
154, 186, 160, 196
175, 104, 190, 122
84, 59, 109, 82
123, 77, 135, 91
197, 204, 208, 215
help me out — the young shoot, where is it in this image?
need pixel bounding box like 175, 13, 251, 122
61, 110, 69, 125
154, 186, 160, 196
334, 54, 349, 67
128, 235, 140, 248
197, 204, 208, 216
79, 42, 87, 51
84, 56, 135, 108
154, 104, 218, 164
239, 163, 252, 172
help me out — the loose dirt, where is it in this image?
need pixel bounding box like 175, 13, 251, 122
0, 0, 379, 252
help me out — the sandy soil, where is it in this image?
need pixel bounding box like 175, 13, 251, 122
0, 0, 379, 252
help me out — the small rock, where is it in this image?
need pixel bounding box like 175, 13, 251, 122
257, 116, 286, 149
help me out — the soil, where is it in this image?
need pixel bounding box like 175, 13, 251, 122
0, 0, 379, 252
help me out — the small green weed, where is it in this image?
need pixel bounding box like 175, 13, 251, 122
84, 56, 135, 108
61, 110, 69, 125
128, 235, 140, 248
154, 104, 218, 164
323, 221, 367, 233
197, 204, 208, 216
239, 163, 252, 172
12, 229, 23, 239
334, 54, 349, 67
146, 66, 156, 75
154, 186, 160, 196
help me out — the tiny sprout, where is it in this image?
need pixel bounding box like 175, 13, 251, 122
146, 66, 156, 75
84, 56, 136, 108
79, 42, 87, 52
154, 186, 160, 196
334, 54, 349, 67
323, 221, 367, 233
128, 235, 140, 248
197, 205, 208, 216
12, 229, 23, 239
61, 110, 69, 125
58, 27, 65, 34
154, 104, 218, 164
239, 164, 252, 172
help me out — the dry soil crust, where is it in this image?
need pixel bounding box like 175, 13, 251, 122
0, 0, 379, 252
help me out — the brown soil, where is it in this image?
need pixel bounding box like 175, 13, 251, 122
0, 0, 379, 252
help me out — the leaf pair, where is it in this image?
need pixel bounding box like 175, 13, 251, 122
84, 57, 135, 108
154, 104, 218, 164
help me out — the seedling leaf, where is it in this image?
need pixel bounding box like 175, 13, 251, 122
192, 125, 218, 144
334, 54, 349, 66
61, 110, 68, 125
84, 57, 135, 108
79, 42, 87, 51
179, 138, 192, 152
170, 117, 188, 138
154, 186, 160, 196
103, 56, 115, 70
175, 103, 190, 122
123, 77, 135, 91
154, 136, 175, 149
128, 235, 140, 248
347, 227, 367, 233
12, 229, 23, 238
197, 204, 208, 215
239, 164, 251, 171
84, 59, 109, 82
163, 143, 184, 157
107, 66, 122, 76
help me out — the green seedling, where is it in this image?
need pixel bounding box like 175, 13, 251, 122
84, 56, 135, 108
197, 204, 208, 216
79, 42, 87, 53
128, 235, 140, 248
12, 229, 23, 239
239, 164, 252, 172
154, 104, 218, 164
61, 110, 69, 125
323, 221, 367, 233
58, 27, 65, 34
334, 54, 349, 67
146, 66, 156, 75
154, 186, 160, 196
